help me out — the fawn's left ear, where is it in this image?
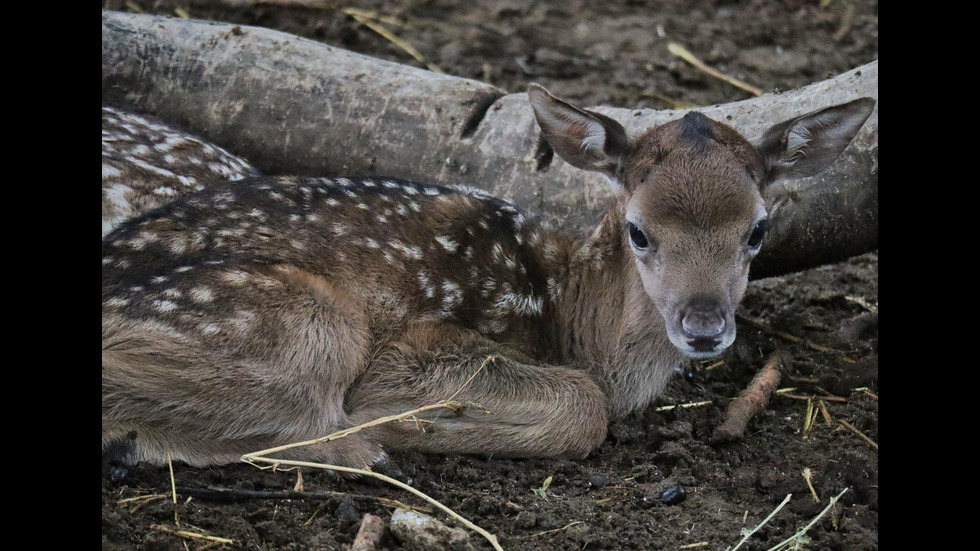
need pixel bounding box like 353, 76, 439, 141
756, 97, 876, 184
528, 83, 633, 190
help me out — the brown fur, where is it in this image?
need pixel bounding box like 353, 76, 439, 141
102, 89, 874, 467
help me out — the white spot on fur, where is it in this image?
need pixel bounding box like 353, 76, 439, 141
435, 236, 458, 253
391, 241, 423, 260
365, 238, 380, 248
200, 323, 221, 335
419, 272, 435, 298
223, 270, 250, 285
441, 280, 462, 309
325, 198, 339, 206
496, 293, 544, 316
106, 297, 129, 307
153, 299, 178, 312
190, 287, 214, 303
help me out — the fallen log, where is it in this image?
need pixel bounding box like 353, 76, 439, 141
102, 11, 877, 278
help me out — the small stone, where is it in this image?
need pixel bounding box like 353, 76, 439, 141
589, 474, 612, 488
390, 508, 474, 551
661, 485, 687, 505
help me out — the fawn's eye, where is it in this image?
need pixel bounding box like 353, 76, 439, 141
628, 222, 649, 250
747, 219, 769, 249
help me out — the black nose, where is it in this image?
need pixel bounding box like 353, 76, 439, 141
681, 300, 725, 339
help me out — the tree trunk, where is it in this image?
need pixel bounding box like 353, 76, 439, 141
102, 11, 878, 278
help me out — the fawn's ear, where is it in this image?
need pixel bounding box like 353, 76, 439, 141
528, 83, 633, 189
756, 97, 876, 184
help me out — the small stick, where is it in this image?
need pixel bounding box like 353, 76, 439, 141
149, 524, 234, 545
351, 513, 385, 551
714, 351, 791, 441
667, 42, 763, 97
679, 543, 710, 549
729, 494, 793, 551
839, 420, 878, 451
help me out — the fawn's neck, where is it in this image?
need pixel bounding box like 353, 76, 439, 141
550, 201, 686, 419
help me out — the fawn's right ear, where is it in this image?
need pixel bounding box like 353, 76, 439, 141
528, 83, 633, 189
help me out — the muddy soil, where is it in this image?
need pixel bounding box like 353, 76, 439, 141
101, 1, 878, 549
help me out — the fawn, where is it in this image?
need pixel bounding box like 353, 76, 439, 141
102, 85, 874, 469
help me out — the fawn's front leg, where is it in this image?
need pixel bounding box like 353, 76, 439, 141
347, 321, 609, 459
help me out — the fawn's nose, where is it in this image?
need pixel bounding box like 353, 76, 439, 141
681, 300, 726, 350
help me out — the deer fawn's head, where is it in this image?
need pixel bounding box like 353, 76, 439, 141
528, 84, 874, 359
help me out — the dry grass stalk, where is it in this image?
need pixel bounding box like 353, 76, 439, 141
149, 524, 235, 545
801, 397, 815, 439
667, 42, 763, 96
343, 8, 443, 73
839, 419, 878, 451
679, 543, 710, 549
526, 521, 584, 538
736, 315, 854, 361
654, 400, 714, 412
802, 468, 820, 503
817, 399, 834, 427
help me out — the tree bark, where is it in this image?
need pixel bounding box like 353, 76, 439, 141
102, 11, 877, 278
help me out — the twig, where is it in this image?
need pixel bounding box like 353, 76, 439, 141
839, 419, 878, 451
714, 350, 790, 441
343, 8, 443, 73
149, 524, 234, 545
667, 42, 763, 97
679, 543, 709, 549
728, 494, 793, 551
766, 488, 848, 551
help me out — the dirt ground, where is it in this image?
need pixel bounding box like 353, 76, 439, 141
101, 1, 878, 549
